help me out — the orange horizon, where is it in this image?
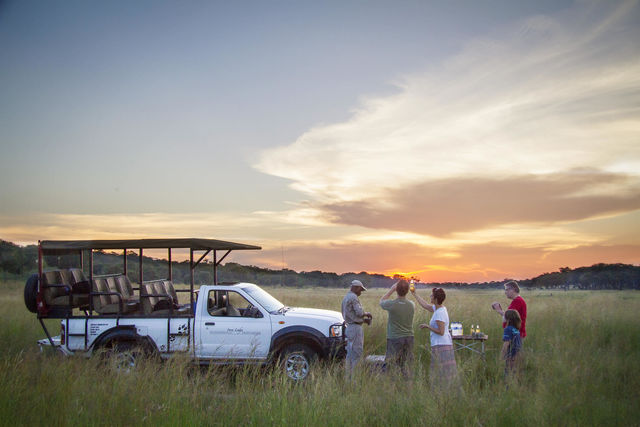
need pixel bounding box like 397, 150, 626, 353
2, 234, 639, 284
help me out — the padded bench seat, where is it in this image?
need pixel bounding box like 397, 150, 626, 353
141, 279, 190, 316
42, 268, 90, 310
91, 275, 139, 315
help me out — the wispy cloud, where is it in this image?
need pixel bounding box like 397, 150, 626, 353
0, 210, 356, 254
0, 212, 287, 246
255, 1, 640, 232
246, 1, 640, 277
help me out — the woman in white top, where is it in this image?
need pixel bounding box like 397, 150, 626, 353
411, 287, 459, 389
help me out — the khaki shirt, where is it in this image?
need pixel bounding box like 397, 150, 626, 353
342, 291, 365, 324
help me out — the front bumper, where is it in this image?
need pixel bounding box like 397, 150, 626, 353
324, 336, 346, 359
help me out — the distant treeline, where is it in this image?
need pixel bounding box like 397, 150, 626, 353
428, 263, 640, 291
1, 239, 638, 290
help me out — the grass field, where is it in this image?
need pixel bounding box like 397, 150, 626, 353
1, 280, 639, 426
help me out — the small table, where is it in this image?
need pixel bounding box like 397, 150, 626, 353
452, 334, 488, 360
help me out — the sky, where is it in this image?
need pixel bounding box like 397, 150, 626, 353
1, 0, 639, 282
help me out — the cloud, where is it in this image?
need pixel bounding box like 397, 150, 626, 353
255, 1, 640, 226
319, 170, 640, 236
0, 212, 290, 247
0, 210, 361, 257
248, 1, 640, 278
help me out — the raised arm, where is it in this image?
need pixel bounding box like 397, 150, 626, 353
380, 282, 398, 304
411, 289, 434, 312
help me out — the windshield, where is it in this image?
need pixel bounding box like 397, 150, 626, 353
241, 284, 284, 313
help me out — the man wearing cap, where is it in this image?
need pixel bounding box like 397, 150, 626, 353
341, 279, 372, 379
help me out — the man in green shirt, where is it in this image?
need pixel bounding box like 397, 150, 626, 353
380, 279, 415, 378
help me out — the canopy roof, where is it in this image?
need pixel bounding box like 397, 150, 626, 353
40, 238, 261, 253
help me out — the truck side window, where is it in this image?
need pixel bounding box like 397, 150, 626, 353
207, 290, 257, 317
227, 291, 252, 317
207, 290, 227, 316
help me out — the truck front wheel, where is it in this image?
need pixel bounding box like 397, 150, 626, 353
280, 344, 317, 381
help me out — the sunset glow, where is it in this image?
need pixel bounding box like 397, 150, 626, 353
1, 1, 639, 282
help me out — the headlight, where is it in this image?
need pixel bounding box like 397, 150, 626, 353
330, 324, 343, 337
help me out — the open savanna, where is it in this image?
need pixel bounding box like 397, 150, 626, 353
1, 280, 639, 426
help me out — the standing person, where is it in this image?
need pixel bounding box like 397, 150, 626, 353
341, 279, 372, 379
502, 309, 523, 379
411, 287, 458, 390
379, 280, 415, 378
492, 280, 527, 339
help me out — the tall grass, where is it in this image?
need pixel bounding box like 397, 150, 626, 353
1, 281, 639, 426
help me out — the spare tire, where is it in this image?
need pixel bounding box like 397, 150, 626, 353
24, 273, 38, 313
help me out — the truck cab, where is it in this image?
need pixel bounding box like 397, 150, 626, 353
196, 283, 345, 364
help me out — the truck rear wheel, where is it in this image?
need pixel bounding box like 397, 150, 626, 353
24, 273, 38, 313
103, 341, 151, 373
280, 344, 317, 381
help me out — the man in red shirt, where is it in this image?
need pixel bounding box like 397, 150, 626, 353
492, 281, 527, 338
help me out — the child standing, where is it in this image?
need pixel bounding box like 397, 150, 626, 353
502, 309, 522, 378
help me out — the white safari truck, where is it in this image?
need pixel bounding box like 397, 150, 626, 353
24, 238, 345, 380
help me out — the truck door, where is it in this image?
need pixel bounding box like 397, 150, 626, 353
197, 289, 271, 360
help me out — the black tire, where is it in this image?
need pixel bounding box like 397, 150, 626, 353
24, 273, 38, 313
280, 343, 317, 381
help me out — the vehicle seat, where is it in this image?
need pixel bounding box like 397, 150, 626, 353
91, 278, 124, 314
161, 280, 190, 314
68, 268, 90, 294
218, 294, 228, 315
226, 299, 240, 317
42, 270, 87, 309
209, 294, 228, 316
141, 281, 170, 315
115, 275, 140, 312
226, 305, 240, 317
